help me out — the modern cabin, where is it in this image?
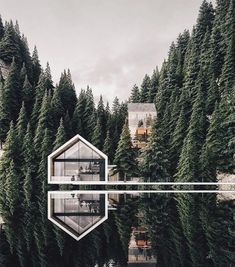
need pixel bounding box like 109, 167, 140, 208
48, 134, 108, 184
128, 103, 156, 148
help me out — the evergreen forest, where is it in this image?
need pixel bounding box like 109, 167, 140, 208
0, 0, 234, 266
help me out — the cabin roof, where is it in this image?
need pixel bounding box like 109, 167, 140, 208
128, 103, 156, 112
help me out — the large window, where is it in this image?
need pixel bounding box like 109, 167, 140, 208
52, 140, 105, 181
51, 193, 106, 235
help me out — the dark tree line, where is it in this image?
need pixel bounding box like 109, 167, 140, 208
138, 1, 235, 266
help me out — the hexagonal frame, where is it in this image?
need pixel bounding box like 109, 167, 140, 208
48, 191, 108, 241
48, 134, 108, 185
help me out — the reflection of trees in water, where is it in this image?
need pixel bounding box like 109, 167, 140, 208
0, 211, 128, 267
139, 193, 235, 267
0, 193, 234, 266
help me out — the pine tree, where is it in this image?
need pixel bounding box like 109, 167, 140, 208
58, 70, 77, 118
44, 62, 53, 91
83, 87, 95, 141
176, 30, 190, 87
209, 26, 225, 80
148, 68, 159, 102
92, 117, 103, 150
0, 122, 18, 190
5, 160, 19, 215
19, 36, 33, 82
72, 89, 86, 137
129, 84, 140, 102
155, 61, 169, 119
35, 128, 53, 264
195, 0, 215, 44
51, 86, 64, 132
0, 21, 21, 63
52, 120, 67, 255
169, 107, 188, 176
23, 123, 37, 203
20, 63, 27, 87
0, 122, 22, 253
218, 85, 235, 172
200, 102, 223, 182
176, 87, 208, 183
31, 69, 53, 131
139, 74, 151, 102
176, 194, 208, 267
31, 46, 41, 86
16, 103, 27, 139
220, 0, 235, 91
200, 197, 235, 266
140, 117, 170, 182
22, 75, 34, 117
97, 95, 107, 143
183, 34, 200, 102
34, 92, 52, 154
0, 77, 10, 143
103, 130, 112, 162
53, 118, 66, 150
115, 198, 137, 255
113, 120, 137, 179
166, 42, 181, 95
206, 75, 220, 115
0, 15, 4, 40
1, 59, 21, 123
64, 111, 72, 139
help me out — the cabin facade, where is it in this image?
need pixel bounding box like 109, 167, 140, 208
48, 134, 108, 184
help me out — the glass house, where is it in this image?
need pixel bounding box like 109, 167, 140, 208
128, 103, 156, 148
48, 134, 108, 184
48, 191, 108, 241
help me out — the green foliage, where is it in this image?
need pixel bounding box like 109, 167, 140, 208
115, 198, 138, 254
139, 74, 151, 102
22, 75, 34, 116
0, 4, 234, 266
176, 88, 208, 182
0, 59, 21, 141
103, 130, 112, 162
92, 117, 103, 150
58, 70, 77, 118
114, 120, 137, 179
129, 84, 140, 102
53, 118, 66, 150
34, 92, 52, 154
141, 117, 170, 181
0, 15, 4, 40
5, 160, 20, 215
51, 86, 64, 132
0, 21, 21, 63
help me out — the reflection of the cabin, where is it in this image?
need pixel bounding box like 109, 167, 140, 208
50, 193, 106, 237
52, 140, 106, 182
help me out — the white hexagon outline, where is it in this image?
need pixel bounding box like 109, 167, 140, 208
48, 191, 109, 241
48, 134, 108, 185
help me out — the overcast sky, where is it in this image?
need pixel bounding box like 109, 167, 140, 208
0, 0, 216, 103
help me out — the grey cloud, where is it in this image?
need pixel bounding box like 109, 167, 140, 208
0, 0, 216, 103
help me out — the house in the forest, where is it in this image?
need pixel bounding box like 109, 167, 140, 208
48, 134, 108, 184
128, 103, 156, 148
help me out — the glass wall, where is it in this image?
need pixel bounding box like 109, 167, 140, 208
52, 140, 105, 182
51, 193, 106, 235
